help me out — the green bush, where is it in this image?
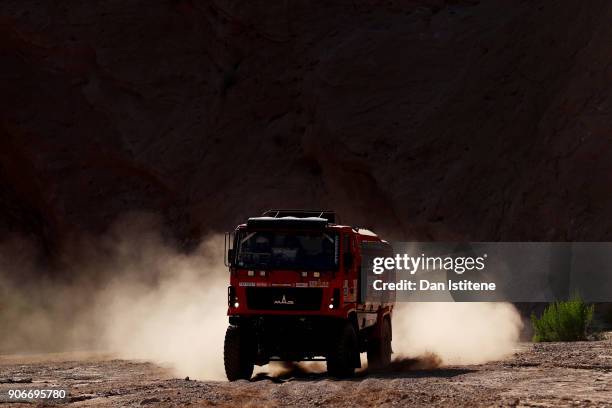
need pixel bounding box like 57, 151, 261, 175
531, 296, 594, 342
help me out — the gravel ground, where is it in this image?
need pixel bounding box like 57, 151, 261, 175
0, 335, 610, 407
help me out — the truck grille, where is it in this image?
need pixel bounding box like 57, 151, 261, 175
246, 287, 322, 311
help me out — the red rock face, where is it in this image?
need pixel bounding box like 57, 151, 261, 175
0, 1, 611, 253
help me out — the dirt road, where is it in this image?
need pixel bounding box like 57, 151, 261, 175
1, 335, 610, 407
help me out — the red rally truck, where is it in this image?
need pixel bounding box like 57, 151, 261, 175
223, 210, 394, 380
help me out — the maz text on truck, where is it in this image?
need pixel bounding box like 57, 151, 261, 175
223, 210, 395, 380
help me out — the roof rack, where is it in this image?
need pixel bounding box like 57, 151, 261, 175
261, 209, 338, 223
247, 216, 328, 230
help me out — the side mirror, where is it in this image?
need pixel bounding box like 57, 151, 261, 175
343, 252, 353, 270
227, 248, 235, 266
224, 231, 235, 267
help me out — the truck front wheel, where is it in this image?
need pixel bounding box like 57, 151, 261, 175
224, 325, 255, 381
327, 322, 358, 378
367, 318, 392, 370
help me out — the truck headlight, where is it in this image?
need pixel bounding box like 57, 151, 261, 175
330, 288, 340, 309
228, 286, 237, 308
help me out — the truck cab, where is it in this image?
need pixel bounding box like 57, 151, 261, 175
223, 209, 394, 380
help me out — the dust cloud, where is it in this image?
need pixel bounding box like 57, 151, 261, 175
0, 214, 230, 380
384, 352, 442, 372
1, 215, 524, 382
391, 302, 523, 365
94, 234, 229, 381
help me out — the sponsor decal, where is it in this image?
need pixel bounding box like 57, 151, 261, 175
295, 283, 308, 288
271, 283, 293, 287
308, 281, 329, 288
238, 282, 256, 287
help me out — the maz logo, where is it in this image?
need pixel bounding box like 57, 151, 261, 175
273, 295, 295, 305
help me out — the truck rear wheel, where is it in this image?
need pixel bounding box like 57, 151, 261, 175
327, 322, 358, 378
224, 325, 255, 381
367, 318, 392, 370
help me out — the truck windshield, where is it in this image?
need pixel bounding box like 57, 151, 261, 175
236, 231, 338, 271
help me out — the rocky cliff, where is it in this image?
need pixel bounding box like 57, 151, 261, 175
1, 0, 611, 256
